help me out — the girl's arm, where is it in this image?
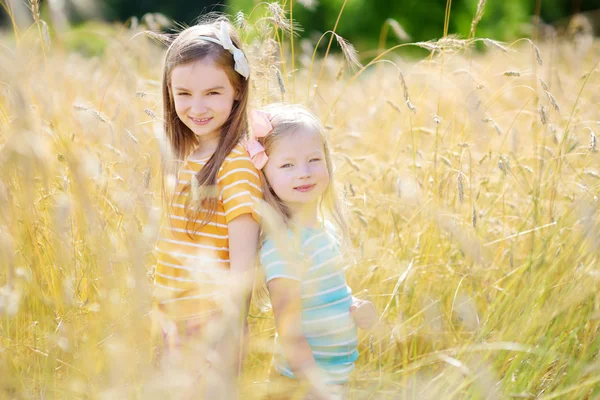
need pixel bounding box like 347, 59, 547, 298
229, 213, 259, 304
227, 213, 260, 370
268, 278, 330, 399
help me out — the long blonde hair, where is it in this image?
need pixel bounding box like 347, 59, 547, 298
159, 16, 250, 230
257, 104, 349, 244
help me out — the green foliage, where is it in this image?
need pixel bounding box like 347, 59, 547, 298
62, 21, 111, 57
226, 0, 593, 52
100, 0, 224, 24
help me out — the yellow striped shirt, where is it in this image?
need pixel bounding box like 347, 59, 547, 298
153, 143, 262, 321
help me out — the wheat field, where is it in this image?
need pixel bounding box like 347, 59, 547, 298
1, 1, 600, 399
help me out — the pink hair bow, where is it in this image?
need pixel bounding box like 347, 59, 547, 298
246, 110, 273, 169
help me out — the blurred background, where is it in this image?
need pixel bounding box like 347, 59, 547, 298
2, 0, 600, 52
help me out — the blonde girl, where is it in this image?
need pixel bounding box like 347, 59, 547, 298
247, 104, 376, 399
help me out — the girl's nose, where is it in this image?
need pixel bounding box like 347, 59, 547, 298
298, 164, 312, 179
190, 98, 208, 114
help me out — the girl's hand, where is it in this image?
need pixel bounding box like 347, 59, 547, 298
350, 297, 377, 330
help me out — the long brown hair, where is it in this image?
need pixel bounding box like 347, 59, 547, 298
160, 16, 250, 229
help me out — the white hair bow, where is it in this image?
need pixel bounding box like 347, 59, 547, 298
198, 21, 250, 79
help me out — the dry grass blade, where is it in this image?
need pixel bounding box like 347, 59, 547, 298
533, 44, 543, 66
341, 154, 360, 172
386, 100, 401, 114
489, 118, 502, 135
125, 129, 139, 144
457, 173, 464, 203
386, 18, 411, 41
39, 20, 51, 48
297, 0, 318, 11
399, 72, 416, 114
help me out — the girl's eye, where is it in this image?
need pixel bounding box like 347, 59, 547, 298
176, 92, 190, 96
207, 91, 220, 96
280, 163, 293, 168
309, 158, 321, 162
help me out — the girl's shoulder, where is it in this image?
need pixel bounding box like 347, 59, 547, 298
259, 236, 275, 256
219, 142, 257, 173
226, 142, 252, 162
260, 229, 299, 257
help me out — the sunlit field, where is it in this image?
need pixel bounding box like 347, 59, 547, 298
1, 1, 600, 398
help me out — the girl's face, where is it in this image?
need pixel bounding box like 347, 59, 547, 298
171, 59, 237, 142
263, 129, 330, 210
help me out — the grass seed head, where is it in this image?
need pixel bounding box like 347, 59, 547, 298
545, 90, 560, 112
482, 38, 509, 53
334, 33, 362, 71
469, 0, 487, 38
458, 173, 465, 203
272, 65, 286, 95
539, 104, 548, 125
144, 108, 156, 119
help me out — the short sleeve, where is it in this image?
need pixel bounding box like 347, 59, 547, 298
260, 239, 302, 283
218, 145, 263, 224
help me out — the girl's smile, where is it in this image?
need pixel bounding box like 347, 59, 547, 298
294, 184, 316, 192
189, 116, 213, 125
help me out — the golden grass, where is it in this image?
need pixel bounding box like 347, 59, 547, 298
1, 3, 600, 399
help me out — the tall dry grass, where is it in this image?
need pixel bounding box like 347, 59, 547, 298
1, 1, 600, 398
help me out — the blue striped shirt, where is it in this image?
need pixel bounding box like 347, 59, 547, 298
260, 222, 359, 384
